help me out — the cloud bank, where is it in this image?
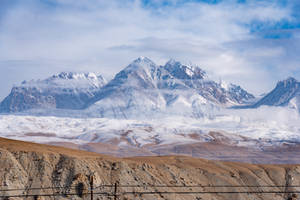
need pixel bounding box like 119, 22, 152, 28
0, 0, 300, 99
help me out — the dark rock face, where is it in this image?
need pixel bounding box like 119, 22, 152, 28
164, 59, 206, 80
227, 84, 255, 104
0, 87, 56, 112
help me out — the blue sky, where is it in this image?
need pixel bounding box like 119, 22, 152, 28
0, 0, 300, 99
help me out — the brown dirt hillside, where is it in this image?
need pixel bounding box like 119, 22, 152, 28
0, 137, 300, 200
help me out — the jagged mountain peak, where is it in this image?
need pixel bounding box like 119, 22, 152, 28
134, 56, 154, 63
120, 57, 206, 81
127, 57, 157, 70
164, 59, 206, 80
273, 77, 299, 94
282, 76, 297, 82
112, 57, 159, 85
166, 58, 180, 65
251, 77, 300, 108
277, 77, 298, 88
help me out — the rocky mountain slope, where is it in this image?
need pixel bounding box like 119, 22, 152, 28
247, 77, 300, 112
1, 137, 300, 200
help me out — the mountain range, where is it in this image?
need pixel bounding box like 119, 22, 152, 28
0, 57, 260, 118
0, 57, 300, 162
1, 57, 299, 117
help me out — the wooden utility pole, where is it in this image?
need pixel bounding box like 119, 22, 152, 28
114, 182, 118, 200
90, 175, 94, 200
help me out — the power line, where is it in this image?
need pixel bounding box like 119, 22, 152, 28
0, 192, 112, 198
2, 184, 300, 192
121, 191, 300, 195
0, 186, 76, 192
1, 190, 300, 198
95, 184, 300, 188
2, 184, 300, 199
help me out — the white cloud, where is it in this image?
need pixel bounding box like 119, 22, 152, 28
0, 0, 298, 99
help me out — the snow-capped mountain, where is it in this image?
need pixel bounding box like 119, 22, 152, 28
160, 59, 255, 105
86, 57, 254, 118
251, 77, 300, 112
0, 72, 106, 112
85, 57, 166, 118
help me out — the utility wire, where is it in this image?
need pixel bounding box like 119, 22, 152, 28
0, 186, 77, 192
1, 190, 300, 198
2, 184, 300, 192
95, 184, 300, 189
2, 184, 300, 199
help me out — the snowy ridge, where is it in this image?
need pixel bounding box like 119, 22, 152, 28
22, 72, 106, 89
0, 72, 106, 112
243, 77, 300, 113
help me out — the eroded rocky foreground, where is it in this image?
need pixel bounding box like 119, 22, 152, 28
1, 137, 300, 200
